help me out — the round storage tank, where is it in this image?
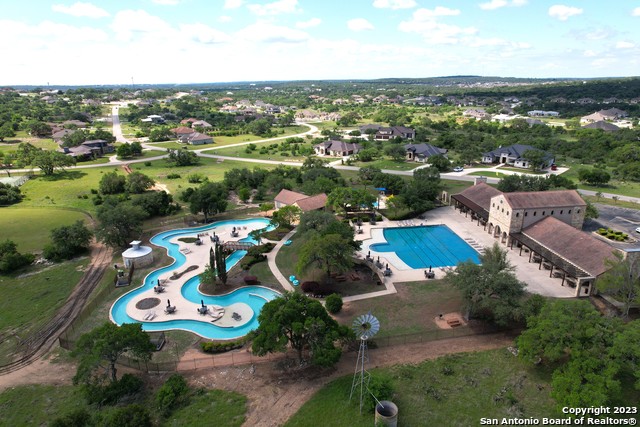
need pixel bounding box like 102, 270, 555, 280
375, 401, 398, 427
122, 240, 153, 268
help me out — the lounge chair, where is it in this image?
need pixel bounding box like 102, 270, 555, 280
197, 306, 209, 315
232, 312, 242, 321
154, 285, 165, 293
165, 306, 176, 314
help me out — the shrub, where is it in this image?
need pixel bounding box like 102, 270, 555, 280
365, 375, 394, 413
167, 173, 181, 179
325, 293, 343, 314
200, 339, 245, 354
301, 281, 320, 293
50, 409, 92, 427
187, 173, 205, 183
156, 374, 189, 417
240, 254, 266, 270
96, 404, 152, 427
144, 161, 152, 166
84, 373, 144, 406
247, 243, 275, 256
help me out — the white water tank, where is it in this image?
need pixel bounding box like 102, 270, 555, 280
122, 240, 153, 268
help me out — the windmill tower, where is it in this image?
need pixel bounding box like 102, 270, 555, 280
349, 312, 380, 414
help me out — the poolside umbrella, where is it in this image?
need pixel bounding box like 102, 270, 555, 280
201, 299, 205, 307
167, 299, 171, 307
386, 263, 388, 269
429, 265, 432, 272
377, 256, 380, 262
367, 251, 370, 257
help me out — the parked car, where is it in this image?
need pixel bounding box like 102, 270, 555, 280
453, 166, 464, 172
635, 227, 640, 233
550, 164, 558, 171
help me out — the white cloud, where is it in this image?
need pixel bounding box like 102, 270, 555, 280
296, 18, 321, 29
548, 5, 583, 21
51, 2, 109, 18
224, 0, 243, 9
616, 41, 635, 49
347, 18, 374, 32
479, 0, 528, 10
152, 0, 180, 5
399, 7, 474, 44
248, 0, 299, 16
237, 22, 308, 43
412, 6, 460, 19
218, 15, 232, 23
479, 0, 507, 10
180, 23, 231, 44
583, 50, 597, 57
372, 0, 417, 10
633, 7, 640, 17
111, 10, 173, 41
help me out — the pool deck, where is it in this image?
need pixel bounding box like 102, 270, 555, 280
354, 206, 575, 299
123, 221, 271, 324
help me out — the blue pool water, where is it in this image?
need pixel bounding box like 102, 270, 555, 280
369, 225, 480, 269
110, 218, 281, 340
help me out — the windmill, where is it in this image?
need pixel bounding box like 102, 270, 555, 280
349, 312, 380, 413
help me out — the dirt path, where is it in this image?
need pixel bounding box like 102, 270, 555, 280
0, 241, 112, 379
185, 332, 517, 427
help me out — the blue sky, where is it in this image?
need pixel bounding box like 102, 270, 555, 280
1, 0, 639, 85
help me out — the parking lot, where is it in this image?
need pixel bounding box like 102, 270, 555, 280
584, 203, 640, 249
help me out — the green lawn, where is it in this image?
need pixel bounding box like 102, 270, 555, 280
212, 144, 310, 162
0, 385, 87, 427
145, 141, 216, 151
337, 280, 464, 337
352, 159, 418, 171
163, 389, 247, 427
0, 258, 89, 365
285, 349, 559, 427
0, 384, 247, 427
18, 169, 109, 214
468, 171, 508, 178
128, 157, 278, 196
0, 207, 89, 253
0, 131, 58, 151
559, 159, 640, 198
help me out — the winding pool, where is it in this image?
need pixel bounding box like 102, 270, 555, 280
109, 218, 281, 340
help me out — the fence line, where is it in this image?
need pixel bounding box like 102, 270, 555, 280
58, 282, 119, 347
60, 323, 515, 373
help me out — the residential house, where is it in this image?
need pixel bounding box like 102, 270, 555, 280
58, 139, 114, 159
192, 120, 212, 129
582, 121, 620, 131
404, 143, 447, 163
580, 108, 628, 124
52, 129, 76, 143
179, 132, 213, 145
314, 140, 361, 157
482, 144, 554, 169
141, 115, 165, 124
171, 126, 195, 138
527, 110, 559, 117
273, 189, 327, 212
374, 126, 416, 141
463, 109, 491, 120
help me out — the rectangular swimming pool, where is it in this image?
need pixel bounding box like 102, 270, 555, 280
369, 225, 481, 269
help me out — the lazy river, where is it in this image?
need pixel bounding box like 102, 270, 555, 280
109, 218, 281, 340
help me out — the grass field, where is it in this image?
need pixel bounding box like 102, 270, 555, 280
128, 157, 279, 196
341, 280, 464, 337
212, 144, 310, 162
285, 349, 559, 427
352, 159, 418, 171
0, 258, 89, 365
144, 141, 216, 151
0, 207, 89, 253
0, 384, 247, 427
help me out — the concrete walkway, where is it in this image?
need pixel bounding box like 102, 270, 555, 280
266, 229, 297, 292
